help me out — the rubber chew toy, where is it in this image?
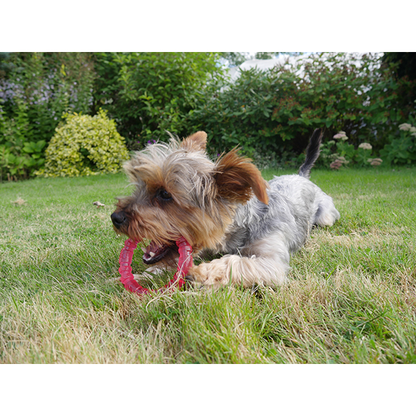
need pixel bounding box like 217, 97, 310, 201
118, 237, 193, 295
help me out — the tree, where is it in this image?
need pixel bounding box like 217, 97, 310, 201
382, 53, 416, 117
382, 52, 416, 81
93, 52, 224, 148
0, 53, 14, 78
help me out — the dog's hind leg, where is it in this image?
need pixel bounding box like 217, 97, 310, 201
314, 193, 340, 227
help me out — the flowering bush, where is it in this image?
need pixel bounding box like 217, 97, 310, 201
317, 131, 379, 169
37, 109, 129, 177
187, 53, 409, 157
380, 119, 416, 165
355, 143, 374, 166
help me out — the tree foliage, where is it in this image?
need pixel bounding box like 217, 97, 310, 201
1, 52, 416, 180
92, 52, 223, 149
188, 53, 412, 159
382, 52, 416, 81
0, 53, 95, 180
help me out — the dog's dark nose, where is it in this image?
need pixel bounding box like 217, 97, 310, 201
111, 211, 127, 228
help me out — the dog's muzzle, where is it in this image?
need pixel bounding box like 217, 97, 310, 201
111, 211, 128, 229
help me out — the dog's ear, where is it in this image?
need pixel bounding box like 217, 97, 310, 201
215, 149, 269, 205
181, 131, 207, 152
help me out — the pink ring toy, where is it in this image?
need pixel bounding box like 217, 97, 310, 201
118, 237, 193, 296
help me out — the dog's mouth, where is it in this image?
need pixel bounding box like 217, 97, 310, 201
142, 240, 177, 265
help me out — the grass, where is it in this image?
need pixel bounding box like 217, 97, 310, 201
1, 167, 415, 363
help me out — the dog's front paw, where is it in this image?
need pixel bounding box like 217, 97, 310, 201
145, 265, 166, 275
132, 266, 166, 282
185, 260, 230, 289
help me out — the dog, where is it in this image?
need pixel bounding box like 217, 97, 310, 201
111, 129, 340, 289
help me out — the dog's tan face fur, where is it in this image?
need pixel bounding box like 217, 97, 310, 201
112, 132, 268, 255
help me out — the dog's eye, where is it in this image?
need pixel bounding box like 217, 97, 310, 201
157, 188, 173, 201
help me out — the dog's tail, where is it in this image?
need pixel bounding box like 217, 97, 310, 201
298, 128, 323, 179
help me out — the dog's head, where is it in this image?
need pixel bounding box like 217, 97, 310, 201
111, 131, 268, 263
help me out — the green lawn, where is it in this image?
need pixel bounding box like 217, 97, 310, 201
1, 167, 415, 363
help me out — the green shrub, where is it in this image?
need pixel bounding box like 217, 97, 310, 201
93, 52, 224, 149
37, 109, 129, 177
0, 101, 46, 181
187, 53, 412, 158
0, 53, 95, 145
380, 119, 416, 165
0, 53, 96, 180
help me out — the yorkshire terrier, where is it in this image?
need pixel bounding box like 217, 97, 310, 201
111, 129, 340, 289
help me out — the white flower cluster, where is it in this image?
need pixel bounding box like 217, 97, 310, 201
399, 123, 416, 136
330, 156, 349, 170
333, 131, 349, 141
358, 143, 372, 150
368, 158, 382, 166
399, 123, 412, 131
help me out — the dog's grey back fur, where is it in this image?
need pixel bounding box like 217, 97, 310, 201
219, 128, 339, 257
222, 175, 326, 254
